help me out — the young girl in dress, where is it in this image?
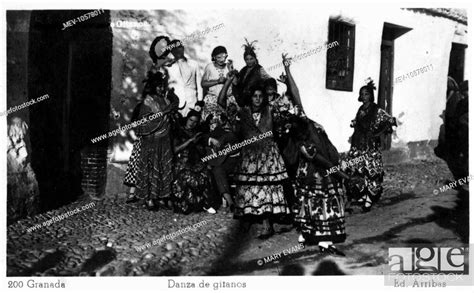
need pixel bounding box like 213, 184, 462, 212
201, 46, 239, 128
233, 83, 291, 239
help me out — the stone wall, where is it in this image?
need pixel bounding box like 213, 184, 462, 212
6, 11, 40, 224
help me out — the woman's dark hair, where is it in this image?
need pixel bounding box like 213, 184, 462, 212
264, 78, 277, 90
142, 71, 168, 98
186, 109, 201, 120
290, 116, 310, 142
248, 83, 268, 107
195, 100, 205, 109
149, 35, 171, 63
169, 39, 184, 50
359, 79, 376, 103
211, 46, 227, 61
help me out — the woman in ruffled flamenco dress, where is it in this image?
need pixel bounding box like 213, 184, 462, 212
231, 44, 291, 239
281, 53, 349, 256
344, 79, 397, 212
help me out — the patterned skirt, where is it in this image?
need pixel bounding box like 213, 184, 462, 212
293, 173, 346, 243
171, 160, 213, 214
234, 141, 290, 216
135, 133, 173, 201
343, 146, 384, 208
123, 138, 141, 187
202, 94, 239, 126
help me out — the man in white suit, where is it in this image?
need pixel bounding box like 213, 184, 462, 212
167, 39, 202, 116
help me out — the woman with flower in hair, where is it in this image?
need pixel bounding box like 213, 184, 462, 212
232, 39, 271, 107
232, 81, 291, 239
344, 79, 397, 212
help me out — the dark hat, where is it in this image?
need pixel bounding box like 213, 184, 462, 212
211, 46, 227, 59
149, 35, 171, 63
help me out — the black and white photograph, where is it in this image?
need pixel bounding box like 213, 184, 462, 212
2, 0, 473, 291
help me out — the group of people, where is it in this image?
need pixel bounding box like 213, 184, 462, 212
122, 36, 397, 255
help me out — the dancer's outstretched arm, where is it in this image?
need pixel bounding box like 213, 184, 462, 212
217, 71, 237, 109
281, 53, 303, 108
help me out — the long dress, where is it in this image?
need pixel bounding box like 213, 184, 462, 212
233, 105, 290, 216
171, 126, 214, 214
343, 102, 395, 209
292, 118, 346, 243
135, 94, 177, 202
201, 62, 239, 124
123, 103, 143, 188
123, 138, 141, 188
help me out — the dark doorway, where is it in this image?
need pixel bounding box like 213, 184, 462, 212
378, 22, 411, 150
28, 11, 112, 211
448, 43, 466, 85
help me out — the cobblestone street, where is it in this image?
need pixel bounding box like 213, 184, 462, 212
7, 158, 469, 276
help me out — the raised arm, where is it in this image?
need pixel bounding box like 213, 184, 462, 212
196, 63, 203, 102
217, 71, 237, 108
281, 53, 303, 109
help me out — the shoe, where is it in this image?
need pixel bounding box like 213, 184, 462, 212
204, 207, 217, 214
145, 200, 156, 211
298, 234, 306, 244
319, 245, 345, 256
361, 204, 372, 213
126, 194, 139, 203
